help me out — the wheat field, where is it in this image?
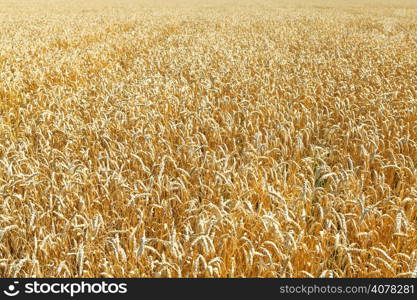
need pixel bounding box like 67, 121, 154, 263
0, 0, 416, 278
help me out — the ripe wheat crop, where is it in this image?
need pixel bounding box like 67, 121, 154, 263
0, 0, 416, 277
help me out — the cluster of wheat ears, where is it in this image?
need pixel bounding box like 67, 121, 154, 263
0, 0, 416, 277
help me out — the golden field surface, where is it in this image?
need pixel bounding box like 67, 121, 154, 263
0, 0, 416, 277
